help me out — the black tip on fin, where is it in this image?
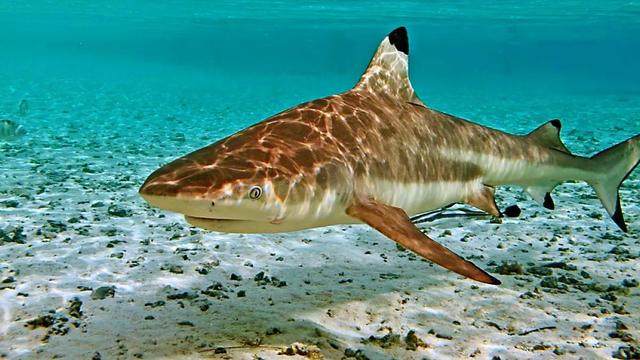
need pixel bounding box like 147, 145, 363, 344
487, 274, 502, 286
543, 193, 555, 210
550, 119, 561, 129
612, 198, 628, 232
388, 26, 408, 55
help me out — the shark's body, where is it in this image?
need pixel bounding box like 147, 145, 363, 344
140, 27, 640, 284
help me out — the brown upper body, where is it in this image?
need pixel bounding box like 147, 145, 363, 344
140, 27, 639, 284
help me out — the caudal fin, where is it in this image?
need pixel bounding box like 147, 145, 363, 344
588, 134, 640, 232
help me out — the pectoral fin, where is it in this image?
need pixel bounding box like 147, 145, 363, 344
346, 196, 500, 285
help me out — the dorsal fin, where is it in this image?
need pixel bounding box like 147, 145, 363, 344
353, 27, 421, 104
527, 119, 571, 154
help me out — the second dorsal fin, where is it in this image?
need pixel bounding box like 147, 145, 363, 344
353, 27, 421, 104
527, 119, 571, 153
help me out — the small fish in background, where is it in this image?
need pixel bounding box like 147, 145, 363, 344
17, 99, 29, 117
0, 119, 27, 139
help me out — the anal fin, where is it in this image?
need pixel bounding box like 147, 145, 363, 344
465, 185, 501, 217
525, 185, 556, 210
346, 196, 500, 285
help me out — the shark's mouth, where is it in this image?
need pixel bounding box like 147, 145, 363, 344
184, 215, 286, 234
185, 215, 241, 223
184, 216, 248, 230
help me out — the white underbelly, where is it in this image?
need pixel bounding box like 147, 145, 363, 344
371, 178, 483, 216
188, 179, 484, 233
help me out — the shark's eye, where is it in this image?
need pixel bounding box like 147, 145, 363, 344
248, 186, 262, 200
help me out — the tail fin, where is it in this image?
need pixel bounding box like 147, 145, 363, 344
588, 135, 640, 232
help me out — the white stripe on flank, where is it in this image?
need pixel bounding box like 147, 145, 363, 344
369, 178, 484, 216
439, 148, 589, 186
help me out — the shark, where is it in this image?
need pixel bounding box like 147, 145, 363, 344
140, 27, 640, 285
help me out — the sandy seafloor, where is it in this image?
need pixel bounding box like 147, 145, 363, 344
0, 68, 639, 360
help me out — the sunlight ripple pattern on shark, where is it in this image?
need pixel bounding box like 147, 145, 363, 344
140, 27, 640, 285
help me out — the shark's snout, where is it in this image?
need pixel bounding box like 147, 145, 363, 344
139, 157, 279, 223
139, 158, 220, 217
139, 176, 179, 198
140, 155, 213, 194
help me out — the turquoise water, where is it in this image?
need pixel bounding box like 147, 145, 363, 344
1, 2, 639, 359
2, 2, 640, 146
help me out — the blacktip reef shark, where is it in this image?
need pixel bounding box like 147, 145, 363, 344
140, 27, 640, 285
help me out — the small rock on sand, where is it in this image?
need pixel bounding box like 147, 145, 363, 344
91, 286, 116, 300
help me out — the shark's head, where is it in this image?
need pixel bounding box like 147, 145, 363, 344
138, 116, 352, 233
139, 134, 293, 231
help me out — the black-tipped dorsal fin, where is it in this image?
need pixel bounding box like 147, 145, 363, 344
526, 119, 571, 154
354, 27, 421, 104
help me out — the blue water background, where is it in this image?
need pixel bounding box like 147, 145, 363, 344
1, 1, 639, 152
